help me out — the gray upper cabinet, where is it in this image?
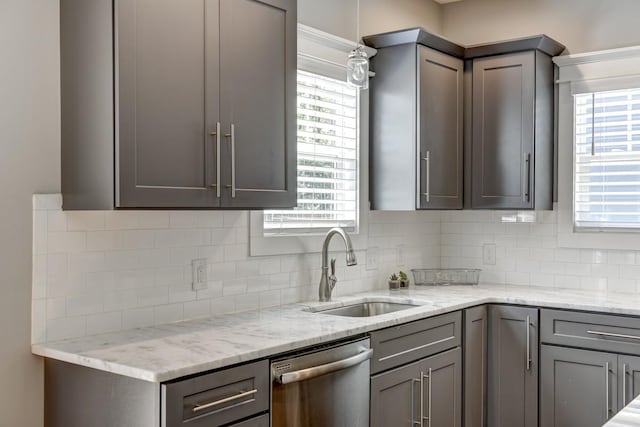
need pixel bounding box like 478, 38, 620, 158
365, 29, 464, 210
117, 0, 219, 208
487, 305, 538, 427
470, 52, 536, 209
60, 0, 296, 210
219, 0, 296, 208
467, 36, 565, 210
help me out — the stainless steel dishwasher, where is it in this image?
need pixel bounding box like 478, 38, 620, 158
271, 337, 372, 427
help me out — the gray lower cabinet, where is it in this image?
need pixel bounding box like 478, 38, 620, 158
540, 345, 617, 427
464, 306, 487, 427
44, 358, 270, 427
368, 29, 464, 211
60, 0, 296, 210
371, 347, 462, 427
539, 309, 640, 425
487, 305, 538, 427
620, 355, 640, 409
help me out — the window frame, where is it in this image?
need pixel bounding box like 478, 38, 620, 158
263, 69, 360, 237
249, 25, 375, 257
555, 46, 640, 250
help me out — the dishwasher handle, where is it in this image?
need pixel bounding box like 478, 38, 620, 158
275, 348, 373, 385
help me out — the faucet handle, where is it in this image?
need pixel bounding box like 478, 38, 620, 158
330, 258, 336, 276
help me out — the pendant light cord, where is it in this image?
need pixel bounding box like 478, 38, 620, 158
355, 0, 360, 47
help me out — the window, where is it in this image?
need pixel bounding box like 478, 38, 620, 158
263, 70, 359, 235
574, 87, 640, 230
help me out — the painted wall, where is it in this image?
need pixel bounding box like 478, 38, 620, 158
299, 0, 442, 41
0, 1, 60, 426
441, 0, 640, 53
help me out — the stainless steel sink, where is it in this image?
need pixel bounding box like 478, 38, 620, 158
315, 301, 420, 317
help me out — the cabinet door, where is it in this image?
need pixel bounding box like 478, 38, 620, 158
370, 359, 422, 427
464, 306, 487, 427
418, 46, 463, 209
422, 347, 462, 427
219, 0, 296, 208
540, 345, 617, 427
117, 0, 220, 208
487, 305, 538, 427
620, 355, 640, 411
471, 52, 535, 209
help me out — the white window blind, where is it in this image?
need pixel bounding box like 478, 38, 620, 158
574, 87, 640, 229
264, 70, 359, 234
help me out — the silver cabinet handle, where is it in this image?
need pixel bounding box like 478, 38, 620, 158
209, 122, 221, 198
192, 388, 257, 413
420, 371, 425, 427
411, 378, 421, 426
523, 153, 531, 203
605, 362, 611, 419
623, 363, 628, 406
427, 368, 432, 427
275, 348, 372, 385
421, 151, 430, 203
526, 315, 532, 372
224, 124, 236, 198
419, 369, 432, 427
587, 330, 640, 341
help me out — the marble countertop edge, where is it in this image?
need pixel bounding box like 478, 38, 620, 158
32, 284, 640, 383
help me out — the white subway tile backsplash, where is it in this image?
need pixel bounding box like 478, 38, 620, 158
66, 211, 106, 231
122, 307, 155, 329
154, 304, 184, 325
32, 194, 442, 343
86, 312, 122, 335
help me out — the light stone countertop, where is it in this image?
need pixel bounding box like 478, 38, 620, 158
32, 283, 640, 383
605, 395, 640, 426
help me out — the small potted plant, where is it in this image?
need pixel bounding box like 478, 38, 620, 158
399, 271, 410, 288
388, 273, 401, 289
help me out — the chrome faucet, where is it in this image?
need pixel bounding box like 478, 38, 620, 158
319, 227, 358, 301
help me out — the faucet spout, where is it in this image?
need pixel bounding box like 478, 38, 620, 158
319, 227, 358, 302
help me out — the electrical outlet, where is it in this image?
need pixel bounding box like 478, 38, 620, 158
191, 258, 208, 291
366, 246, 379, 270
482, 243, 496, 265
396, 244, 406, 267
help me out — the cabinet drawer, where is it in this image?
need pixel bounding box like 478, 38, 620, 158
162, 360, 269, 427
541, 309, 640, 356
230, 413, 269, 427
370, 311, 461, 374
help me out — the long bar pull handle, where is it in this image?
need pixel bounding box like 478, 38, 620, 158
427, 368, 432, 427
411, 378, 421, 426
275, 348, 372, 385
605, 362, 610, 419
192, 389, 258, 413
420, 371, 425, 427
224, 124, 236, 198
209, 122, 221, 198
623, 363, 628, 407
526, 315, 532, 372
524, 153, 531, 203
587, 330, 640, 341
421, 152, 431, 203
420, 370, 432, 427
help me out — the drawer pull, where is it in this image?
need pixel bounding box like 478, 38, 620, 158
587, 330, 640, 341
192, 389, 258, 413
